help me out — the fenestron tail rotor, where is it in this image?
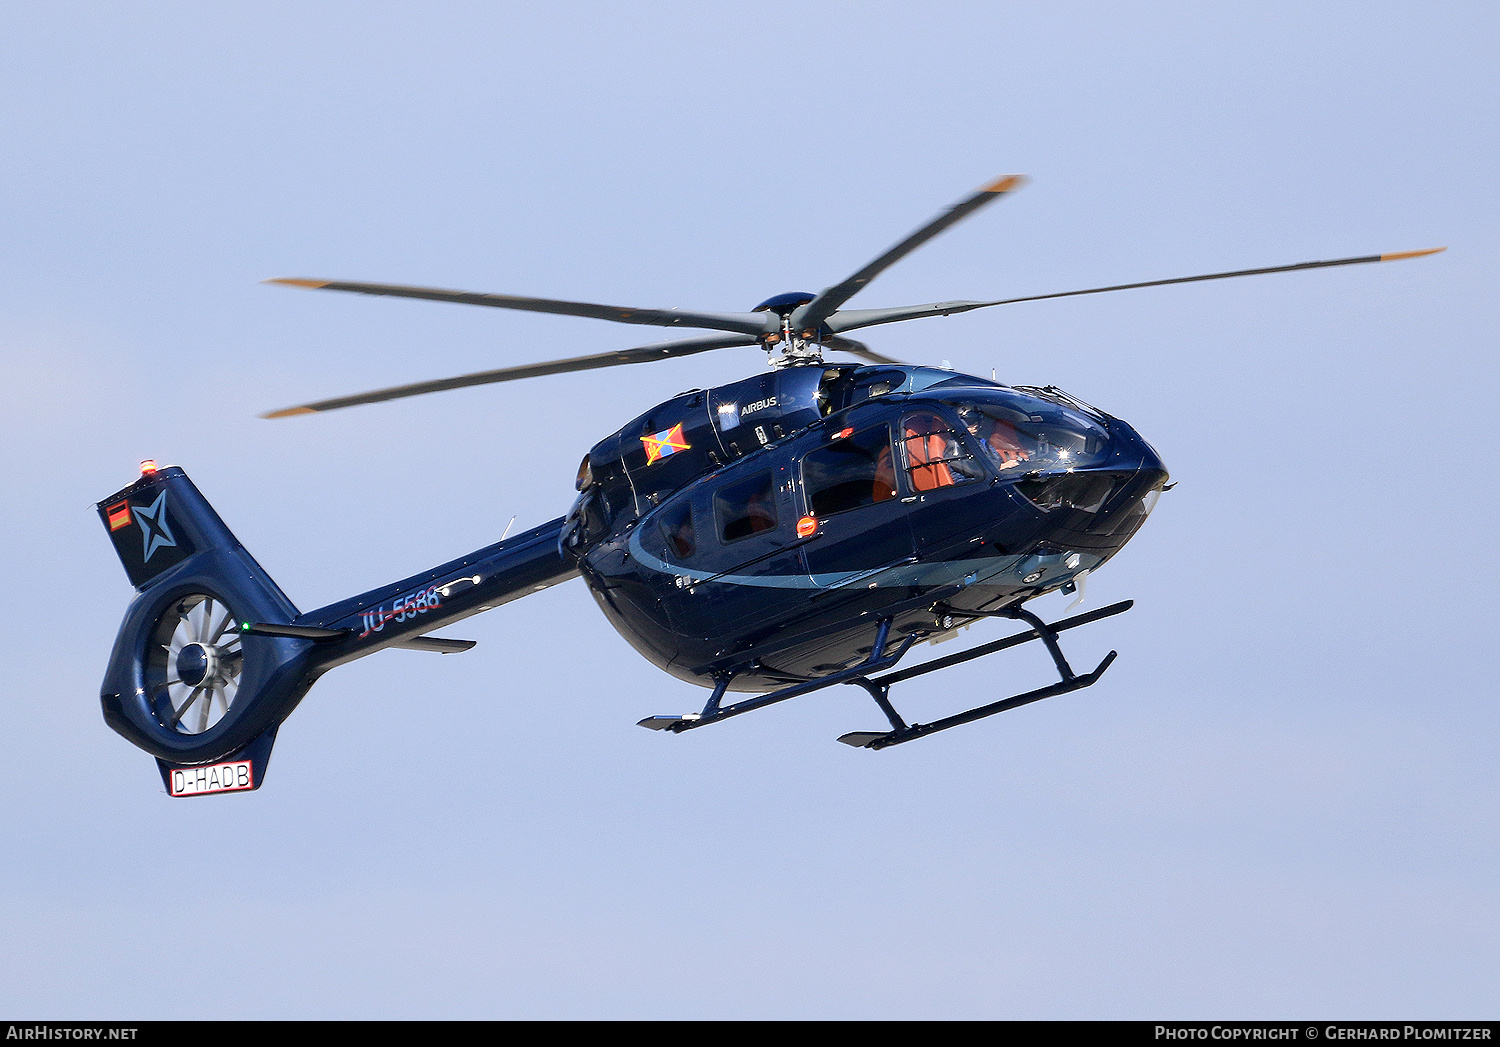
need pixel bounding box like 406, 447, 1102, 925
260, 174, 1444, 418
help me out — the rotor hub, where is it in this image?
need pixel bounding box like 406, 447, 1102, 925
753, 292, 828, 367
751, 291, 816, 318
175, 642, 221, 688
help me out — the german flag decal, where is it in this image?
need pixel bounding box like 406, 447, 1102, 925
642, 423, 689, 465
106, 500, 133, 531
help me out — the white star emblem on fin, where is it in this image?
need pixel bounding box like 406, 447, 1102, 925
132, 490, 178, 563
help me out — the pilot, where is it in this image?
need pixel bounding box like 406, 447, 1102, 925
960, 406, 1030, 471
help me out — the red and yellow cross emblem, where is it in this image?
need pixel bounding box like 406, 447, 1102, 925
642, 423, 690, 465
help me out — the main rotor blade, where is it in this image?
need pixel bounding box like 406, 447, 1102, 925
261, 334, 758, 418
822, 335, 905, 366
265, 278, 771, 337
790, 174, 1027, 336
824, 247, 1447, 334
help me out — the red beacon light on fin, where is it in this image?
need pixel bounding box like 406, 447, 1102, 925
797, 515, 818, 538
140, 460, 158, 475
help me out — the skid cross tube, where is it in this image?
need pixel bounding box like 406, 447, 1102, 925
836, 600, 1133, 750
638, 619, 920, 734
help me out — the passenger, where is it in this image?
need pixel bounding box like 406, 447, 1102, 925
743, 486, 776, 534
670, 516, 695, 558
873, 444, 898, 502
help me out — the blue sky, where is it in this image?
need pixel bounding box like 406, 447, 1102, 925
1, 1, 1495, 1018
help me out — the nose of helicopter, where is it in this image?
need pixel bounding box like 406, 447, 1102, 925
1098, 421, 1168, 520
1002, 418, 1168, 553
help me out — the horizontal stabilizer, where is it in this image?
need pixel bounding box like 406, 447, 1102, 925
242, 622, 348, 641
391, 635, 476, 654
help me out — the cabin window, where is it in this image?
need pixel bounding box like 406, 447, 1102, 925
900, 411, 984, 492
715, 471, 778, 543
801, 425, 898, 517
657, 500, 696, 559
847, 369, 905, 408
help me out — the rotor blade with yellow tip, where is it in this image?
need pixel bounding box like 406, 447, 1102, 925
259, 334, 759, 418
263, 278, 771, 337
822, 335, 906, 366
790, 175, 1028, 335
825, 247, 1448, 334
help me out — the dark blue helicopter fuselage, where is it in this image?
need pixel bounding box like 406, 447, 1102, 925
565, 364, 1167, 693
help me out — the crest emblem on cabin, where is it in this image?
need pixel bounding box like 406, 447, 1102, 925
641, 423, 690, 465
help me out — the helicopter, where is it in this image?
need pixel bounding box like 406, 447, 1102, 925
94, 175, 1442, 796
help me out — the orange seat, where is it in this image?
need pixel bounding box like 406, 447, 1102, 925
905, 427, 955, 491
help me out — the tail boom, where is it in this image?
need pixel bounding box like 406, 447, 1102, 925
289, 517, 577, 672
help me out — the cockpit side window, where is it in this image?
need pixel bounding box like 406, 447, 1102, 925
900, 411, 984, 491
802, 424, 898, 516
715, 471, 779, 543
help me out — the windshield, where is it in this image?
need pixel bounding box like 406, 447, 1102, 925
943, 393, 1112, 475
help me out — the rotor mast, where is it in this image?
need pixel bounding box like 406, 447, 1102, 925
752, 291, 826, 368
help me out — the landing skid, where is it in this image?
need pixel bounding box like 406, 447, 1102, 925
638, 600, 1133, 748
